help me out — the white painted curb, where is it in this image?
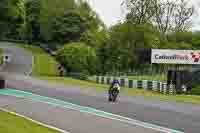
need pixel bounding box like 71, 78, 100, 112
0, 108, 70, 133
28, 55, 34, 76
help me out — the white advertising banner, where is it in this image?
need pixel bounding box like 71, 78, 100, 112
151, 49, 200, 64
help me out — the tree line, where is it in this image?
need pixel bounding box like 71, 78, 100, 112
0, 0, 199, 75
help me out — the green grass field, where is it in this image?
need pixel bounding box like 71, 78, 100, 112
19, 45, 60, 76
0, 48, 3, 65
0, 110, 59, 133
39, 76, 200, 105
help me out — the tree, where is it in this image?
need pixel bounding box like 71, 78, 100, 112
80, 29, 108, 48
25, 0, 41, 42
51, 11, 87, 44
101, 22, 160, 73
77, 0, 104, 31
78, 0, 107, 50
192, 31, 200, 49
123, 0, 194, 34
167, 32, 192, 44
0, 0, 25, 39
153, 0, 194, 34
123, 0, 155, 24
56, 42, 97, 74
174, 0, 194, 32
153, 0, 176, 35
39, 0, 76, 42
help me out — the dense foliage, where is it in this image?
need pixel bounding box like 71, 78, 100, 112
56, 42, 97, 74
0, 0, 199, 75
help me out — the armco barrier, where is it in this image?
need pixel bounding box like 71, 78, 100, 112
89, 76, 175, 95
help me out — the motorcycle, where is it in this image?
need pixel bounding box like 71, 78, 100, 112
108, 84, 120, 102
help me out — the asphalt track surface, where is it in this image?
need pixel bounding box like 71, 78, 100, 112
0, 94, 161, 133
0, 42, 32, 75
0, 42, 200, 133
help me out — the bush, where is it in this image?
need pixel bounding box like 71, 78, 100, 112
191, 87, 200, 95
67, 72, 89, 80
0, 49, 3, 65
56, 42, 97, 75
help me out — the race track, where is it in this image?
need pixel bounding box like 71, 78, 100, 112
0, 42, 32, 75
0, 42, 200, 133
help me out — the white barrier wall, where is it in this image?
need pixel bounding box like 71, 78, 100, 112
125, 78, 129, 87
89, 76, 176, 95
110, 77, 114, 84
142, 80, 148, 90
152, 81, 158, 92
133, 80, 137, 88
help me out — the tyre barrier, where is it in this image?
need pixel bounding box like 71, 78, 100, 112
106, 77, 110, 85
96, 76, 99, 83
0, 77, 5, 89
147, 81, 153, 91
137, 80, 143, 89
92, 76, 175, 95
101, 76, 104, 84
142, 80, 148, 90
128, 80, 133, 88
120, 78, 125, 87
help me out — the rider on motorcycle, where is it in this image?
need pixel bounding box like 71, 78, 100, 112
108, 78, 120, 101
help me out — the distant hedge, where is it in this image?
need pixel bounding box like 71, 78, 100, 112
191, 87, 200, 95
56, 42, 97, 75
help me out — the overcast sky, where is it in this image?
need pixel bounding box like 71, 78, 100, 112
88, 0, 200, 31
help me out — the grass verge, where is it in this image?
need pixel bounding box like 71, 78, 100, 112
0, 110, 60, 133
39, 76, 200, 105
0, 48, 3, 65
19, 45, 59, 76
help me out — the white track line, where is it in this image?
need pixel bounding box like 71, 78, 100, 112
0, 108, 70, 133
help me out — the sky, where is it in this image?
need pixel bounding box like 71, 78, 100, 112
87, 0, 200, 31
192, 0, 200, 31
87, 0, 124, 26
